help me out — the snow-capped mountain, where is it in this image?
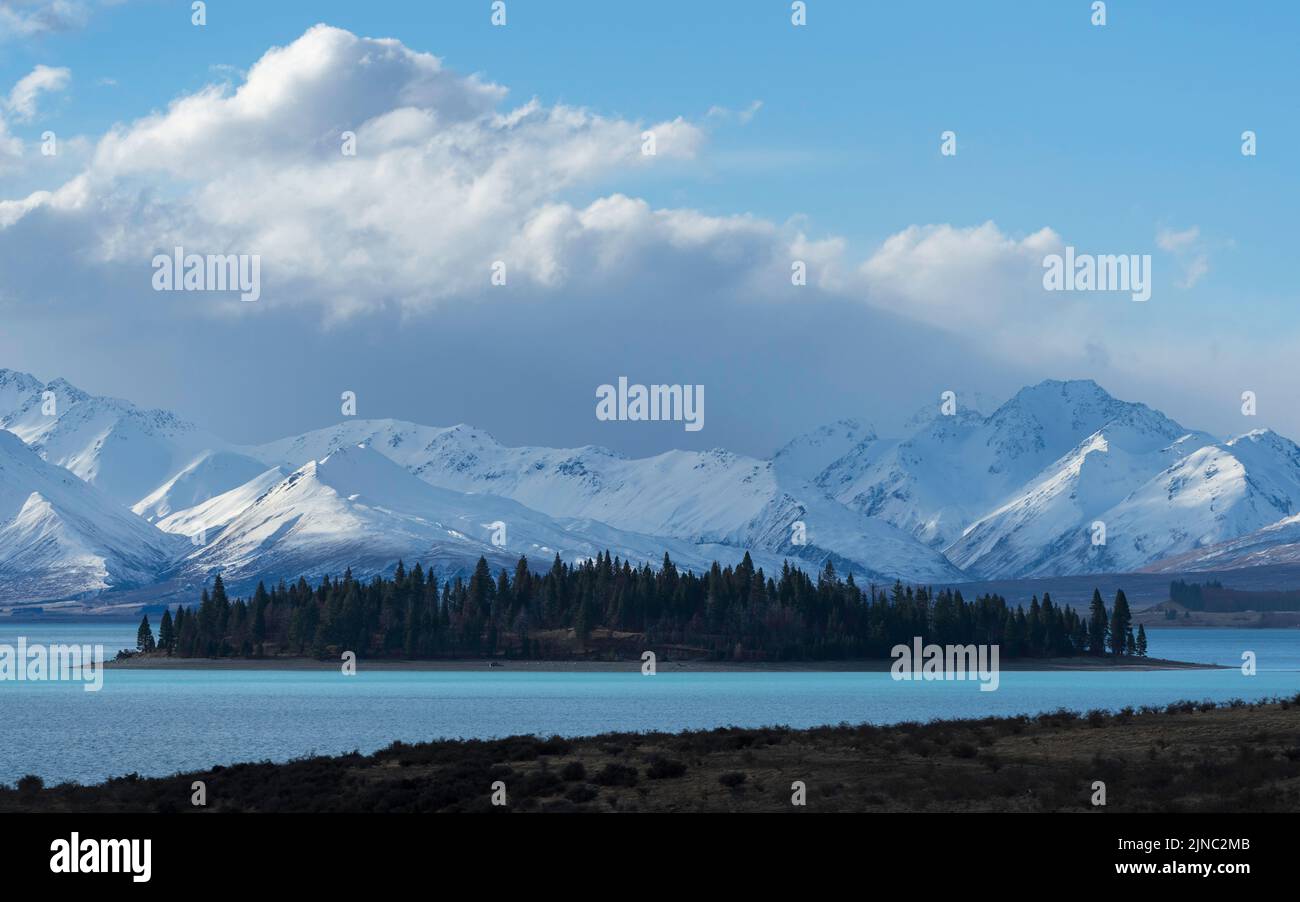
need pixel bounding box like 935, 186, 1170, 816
5, 366, 1300, 605
1145, 510, 1300, 573
0, 429, 184, 602
0, 369, 261, 510
0, 369, 43, 417
252, 417, 965, 582
946, 415, 1206, 577
1095, 430, 1300, 573
153, 465, 291, 541
771, 418, 875, 483
133, 449, 271, 523
172, 442, 799, 594
817, 380, 1190, 550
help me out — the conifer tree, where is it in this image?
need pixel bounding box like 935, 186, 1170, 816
1087, 589, 1108, 656
136, 614, 156, 653
1109, 589, 1132, 656
157, 608, 175, 655
251, 581, 269, 654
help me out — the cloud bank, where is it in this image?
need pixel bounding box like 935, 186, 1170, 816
0, 24, 1275, 453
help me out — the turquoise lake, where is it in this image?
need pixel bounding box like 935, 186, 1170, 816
1, 623, 1297, 787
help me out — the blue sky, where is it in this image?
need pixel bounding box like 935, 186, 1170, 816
1, 1, 1297, 452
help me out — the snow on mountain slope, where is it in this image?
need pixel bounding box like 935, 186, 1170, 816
1144, 510, 1300, 573
177, 442, 817, 592
10, 366, 1300, 592
0, 369, 246, 508
175, 443, 512, 590
133, 449, 272, 523
253, 419, 964, 581
0, 429, 183, 602
947, 422, 1207, 577
900, 391, 999, 433
154, 465, 290, 542
816, 379, 1190, 550
739, 486, 967, 581
771, 418, 874, 483
814, 422, 971, 549
1055, 429, 1300, 574
0, 369, 42, 417
260, 422, 769, 541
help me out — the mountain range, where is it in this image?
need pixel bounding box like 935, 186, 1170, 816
2, 368, 1299, 606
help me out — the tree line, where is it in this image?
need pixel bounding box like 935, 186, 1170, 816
133, 553, 1149, 662
1168, 578, 1300, 613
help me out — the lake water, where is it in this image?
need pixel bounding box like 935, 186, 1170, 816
1, 622, 1297, 787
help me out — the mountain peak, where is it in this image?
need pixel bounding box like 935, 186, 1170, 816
1001, 378, 1111, 407
1228, 427, 1288, 447
772, 418, 876, 483
988, 378, 1183, 439
435, 422, 506, 447
42, 377, 91, 404
0, 367, 42, 391
308, 441, 431, 506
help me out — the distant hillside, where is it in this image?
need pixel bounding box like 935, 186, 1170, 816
1168, 579, 1300, 613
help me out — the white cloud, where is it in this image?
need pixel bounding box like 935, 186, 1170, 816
0, 116, 21, 164
1156, 225, 1199, 252
706, 100, 763, 125
0, 65, 69, 173
0, 25, 726, 318
6, 64, 71, 122
857, 221, 1061, 332
1179, 254, 1209, 289
0, 0, 95, 38
1156, 225, 1210, 288
0, 25, 1075, 343
0, 23, 1282, 453
0, 24, 1203, 390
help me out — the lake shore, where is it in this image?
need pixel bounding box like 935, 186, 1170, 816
104, 653, 1223, 672
6, 695, 1296, 812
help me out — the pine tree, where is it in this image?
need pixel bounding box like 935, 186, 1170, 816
251, 581, 269, 655
136, 614, 156, 653
1087, 589, 1108, 656
196, 587, 217, 655
157, 608, 175, 654
1109, 589, 1132, 656
468, 556, 493, 620
1136, 623, 1148, 657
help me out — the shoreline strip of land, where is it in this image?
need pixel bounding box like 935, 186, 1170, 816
103, 654, 1224, 672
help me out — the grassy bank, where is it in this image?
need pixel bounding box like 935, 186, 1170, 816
6, 695, 1300, 813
